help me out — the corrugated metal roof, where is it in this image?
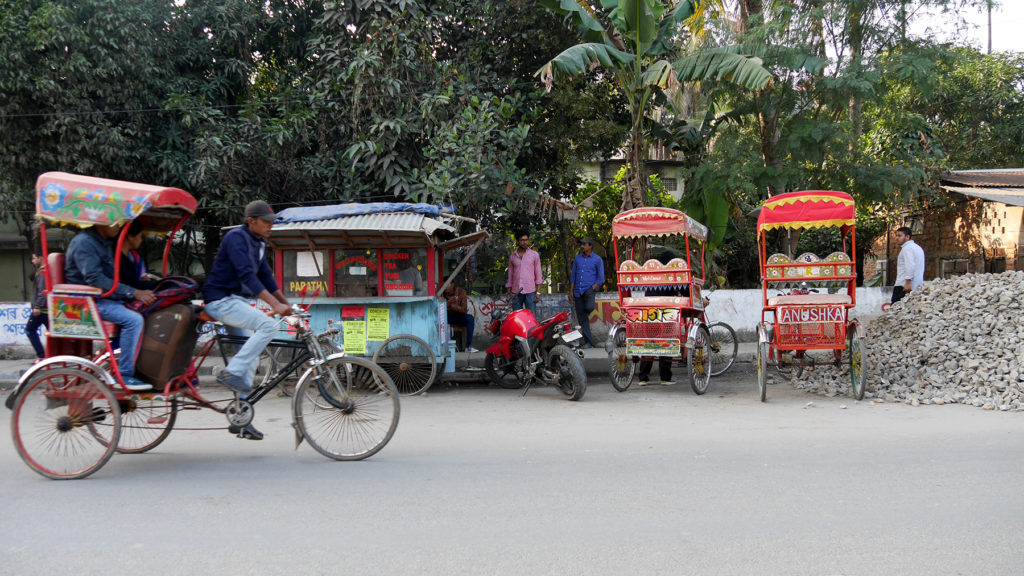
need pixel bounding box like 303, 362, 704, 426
941, 185, 1024, 207
944, 169, 1024, 187
272, 212, 455, 236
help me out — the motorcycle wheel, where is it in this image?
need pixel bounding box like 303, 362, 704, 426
550, 344, 586, 401
485, 352, 524, 389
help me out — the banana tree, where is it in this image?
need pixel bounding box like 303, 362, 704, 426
537, 0, 772, 211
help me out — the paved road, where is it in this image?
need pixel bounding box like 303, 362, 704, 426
2, 366, 1022, 576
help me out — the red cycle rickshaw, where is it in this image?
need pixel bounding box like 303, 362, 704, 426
605, 207, 713, 394
755, 190, 865, 402
6, 173, 399, 479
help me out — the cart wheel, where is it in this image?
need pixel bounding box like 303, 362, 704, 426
293, 356, 400, 461
707, 322, 738, 377
114, 396, 177, 454
848, 333, 865, 400
757, 341, 769, 402
10, 367, 121, 480
96, 351, 177, 453
688, 325, 712, 395
608, 327, 635, 392
372, 334, 437, 396
485, 350, 525, 389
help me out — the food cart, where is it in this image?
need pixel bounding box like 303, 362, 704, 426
269, 203, 486, 395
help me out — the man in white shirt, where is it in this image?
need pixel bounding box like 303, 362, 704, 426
892, 226, 925, 304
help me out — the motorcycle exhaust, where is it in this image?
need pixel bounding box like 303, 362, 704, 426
575, 348, 585, 360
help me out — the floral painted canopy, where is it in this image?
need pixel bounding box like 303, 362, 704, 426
35, 172, 197, 231
611, 207, 708, 241
756, 191, 855, 233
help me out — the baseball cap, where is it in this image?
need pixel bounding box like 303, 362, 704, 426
244, 200, 282, 222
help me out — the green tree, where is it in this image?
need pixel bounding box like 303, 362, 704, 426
537, 0, 772, 211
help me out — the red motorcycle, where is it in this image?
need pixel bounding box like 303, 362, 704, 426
483, 295, 587, 401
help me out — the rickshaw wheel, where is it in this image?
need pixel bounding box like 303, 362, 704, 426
293, 356, 400, 461
688, 325, 712, 395
114, 396, 178, 454
96, 351, 176, 453
10, 367, 121, 480
707, 322, 737, 377
848, 333, 866, 400
608, 327, 635, 392
373, 334, 437, 396
757, 341, 769, 402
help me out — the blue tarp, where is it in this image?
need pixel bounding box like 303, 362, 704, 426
277, 202, 448, 223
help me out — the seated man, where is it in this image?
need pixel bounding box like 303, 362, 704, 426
64, 223, 156, 391
442, 280, 476, 352
202, 200, 291, 440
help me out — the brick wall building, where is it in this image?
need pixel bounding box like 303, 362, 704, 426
866, 169, 1024, 284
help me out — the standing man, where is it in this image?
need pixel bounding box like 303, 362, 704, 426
892, 226, 925, 304
506, 230, 543, 316
65, 223, 156, 391
25, 250, 49, 363
569, 237, 604, 348
203, 200, 292, 440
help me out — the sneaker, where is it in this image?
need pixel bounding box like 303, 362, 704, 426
228, 423, 264, 440
637, 380, 650, 387
466, 346, 478, 353
216, 371, 252, 395
661, 380, 677, 386
120, 376, 153, 392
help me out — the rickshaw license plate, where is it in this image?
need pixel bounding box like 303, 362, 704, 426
626, 338, 680, 356
562, 329, 583, 343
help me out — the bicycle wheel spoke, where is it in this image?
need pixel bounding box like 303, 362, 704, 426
294, 357, 400, 461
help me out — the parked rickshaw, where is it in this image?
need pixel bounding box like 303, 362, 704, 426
755, 190, 865, 401
7, 173, 400, 480
267, 203, 487, 396
605, 207, 713, 394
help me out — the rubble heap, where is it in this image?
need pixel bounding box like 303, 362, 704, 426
789, 271, 1024, 411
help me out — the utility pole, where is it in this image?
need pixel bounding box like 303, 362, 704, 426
987, 0, 992, 54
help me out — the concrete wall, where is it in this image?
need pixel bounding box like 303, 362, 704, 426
0, 287, 894, 350
464, 287, 892, 345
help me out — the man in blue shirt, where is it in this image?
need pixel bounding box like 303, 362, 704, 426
569, 237, 604, 348
65, 224, 157, 391
203, 201, 292, 440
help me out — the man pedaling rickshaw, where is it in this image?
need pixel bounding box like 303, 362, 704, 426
201, 200, 292, 440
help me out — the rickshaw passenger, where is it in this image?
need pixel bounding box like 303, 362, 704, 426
64, 223, 157, 391
118, 220, 159, 290
203, 200, 291, 440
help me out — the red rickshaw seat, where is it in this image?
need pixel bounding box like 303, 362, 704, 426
45, 252, 120, 337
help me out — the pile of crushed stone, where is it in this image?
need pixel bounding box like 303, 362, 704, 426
785, 271, 1024, 411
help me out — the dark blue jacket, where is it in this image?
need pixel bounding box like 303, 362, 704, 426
64, 228, 137, 301
202, 226, 279, 303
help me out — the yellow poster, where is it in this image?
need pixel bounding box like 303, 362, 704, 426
366, 308, 390, 341
343, 321, 366, 355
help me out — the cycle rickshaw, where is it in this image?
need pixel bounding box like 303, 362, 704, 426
6, 172, 400, 480
755, 190, 865, 402
605, 207, 727, 394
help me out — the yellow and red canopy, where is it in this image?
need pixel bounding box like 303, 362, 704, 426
756, 190, 855, 233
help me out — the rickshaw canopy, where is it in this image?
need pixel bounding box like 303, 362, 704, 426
35, 172, 197, 232
611, 207, 708, 242
756, 190, 855, 233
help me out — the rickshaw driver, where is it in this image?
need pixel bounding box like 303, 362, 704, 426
64, 223, 158, 392
203, 200, 292, 440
